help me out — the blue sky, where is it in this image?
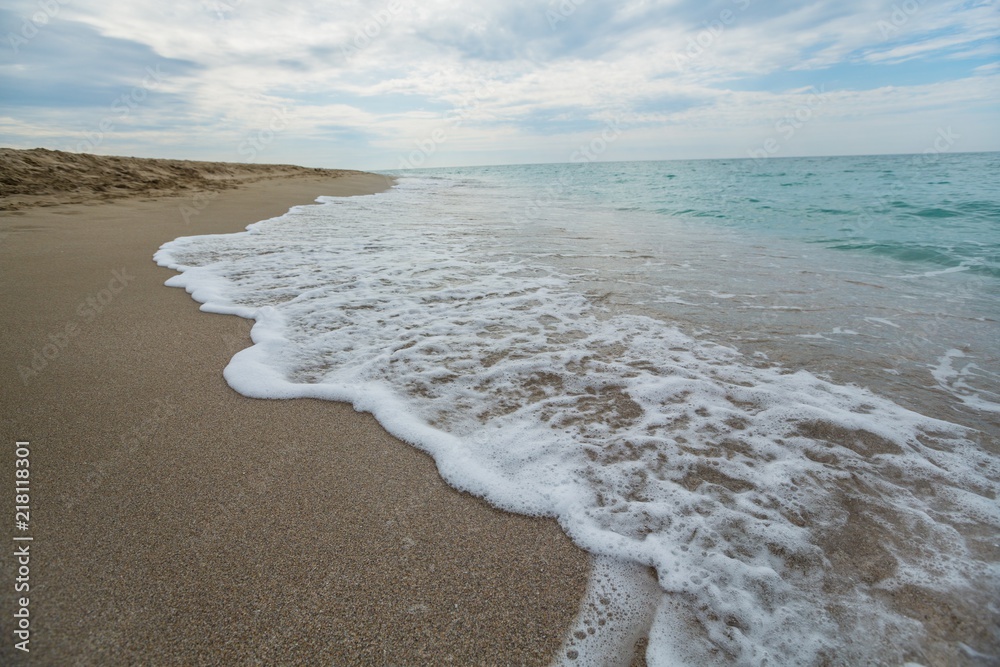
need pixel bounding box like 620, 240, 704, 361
1, 0, 997, 169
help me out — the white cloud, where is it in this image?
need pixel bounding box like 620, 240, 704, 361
2, 0, 997, 167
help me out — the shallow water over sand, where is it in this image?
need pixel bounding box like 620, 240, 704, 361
158, 155, 1000, 664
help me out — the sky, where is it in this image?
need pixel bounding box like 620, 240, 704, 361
1, 0, 998, 170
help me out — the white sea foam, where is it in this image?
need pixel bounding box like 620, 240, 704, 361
865, 317, 901, 329
156, 176, 1000, 664
931, 349, 1000, 414
888, 264, 973, 279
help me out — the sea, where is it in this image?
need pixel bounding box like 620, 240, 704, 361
156, 153, 1000, 666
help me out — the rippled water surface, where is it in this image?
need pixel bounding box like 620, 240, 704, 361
158, 153, 1000, 665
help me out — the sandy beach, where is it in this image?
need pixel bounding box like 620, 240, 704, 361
0, 151, 591, 665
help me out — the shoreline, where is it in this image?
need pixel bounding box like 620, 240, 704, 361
0, 168, 591, 665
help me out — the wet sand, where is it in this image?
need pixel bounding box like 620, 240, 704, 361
0, 154, 591, 665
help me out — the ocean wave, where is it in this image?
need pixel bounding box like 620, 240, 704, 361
157, 176, 1000, 664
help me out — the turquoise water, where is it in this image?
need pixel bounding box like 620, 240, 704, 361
402, 153, 1000, 433
161, 152, 1000, 664
423, 152, 1000, 277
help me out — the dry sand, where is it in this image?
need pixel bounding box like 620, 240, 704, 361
0, 151, 591, 665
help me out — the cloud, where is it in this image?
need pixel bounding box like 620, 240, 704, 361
0, 0, 997, 168
0, 9, 200, 107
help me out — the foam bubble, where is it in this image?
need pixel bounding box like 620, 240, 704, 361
930, 349, 1000, 414
554, 557, 660, 666
157, 177, 1000, 664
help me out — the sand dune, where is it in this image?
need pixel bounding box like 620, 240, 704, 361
0, 147, 371, 210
